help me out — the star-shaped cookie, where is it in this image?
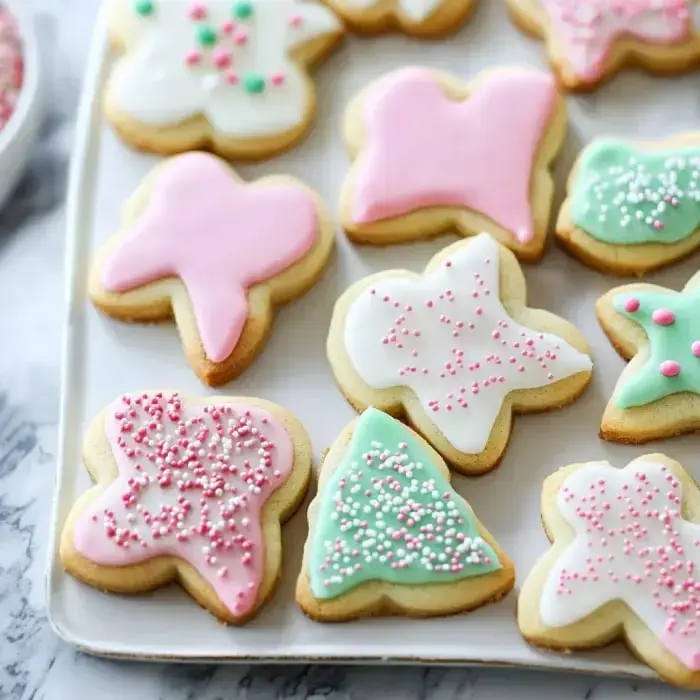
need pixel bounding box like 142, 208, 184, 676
598, 272, 700, 442
519, 455, 700, 689
507, 0, 700, 90
105, 0, 343, 158
60, 391, 312, 625
90, 152, 334, 386
327, 233, 593, 475
339, 67, 566, 262
319, 0, 476, 37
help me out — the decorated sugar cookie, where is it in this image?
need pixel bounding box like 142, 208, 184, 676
60, 391, 312, 625
598, 273, 700, 443
557, 135, 700, 275
519, 455, 700, 689
90, 152, 334, 387
296, 408, 515, 621
327, 233, 593, 475
319, 0, 476, 37
105, 0, 343, 159
506, 0, 700, 91
339, 67, 566, 262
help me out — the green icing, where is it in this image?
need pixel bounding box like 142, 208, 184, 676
134, 0, 155, 15
233, 1, 254, 19
309, 408, 501, 600
571, 140, 700, 245
197, 25, 218, 47
614, 290, 700, 409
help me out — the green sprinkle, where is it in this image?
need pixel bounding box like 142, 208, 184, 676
134, 0, 155, 16
233, 1, 254, 19
243, 74, 265, 94
197, 25, 218, 47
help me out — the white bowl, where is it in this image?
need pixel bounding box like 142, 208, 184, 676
0, 0, 42, 211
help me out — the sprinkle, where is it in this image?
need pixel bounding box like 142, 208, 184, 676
134, 0, 155, 16
660, 360, 681, 378
188, 2, 207, 20
243, 73, 265, 94
652, 309, 675, 327
197, 25, 218, 47
233, 1, 254, 19
212, 47, 232, 69
623, 297, 640, 313
270, 72, 286, 87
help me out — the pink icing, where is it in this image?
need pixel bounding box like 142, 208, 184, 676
662, 631, 700, 671
72, 392, 294, 618
351, 68, 557, 244
539, 0, 693, 82
101, 153, 318, 364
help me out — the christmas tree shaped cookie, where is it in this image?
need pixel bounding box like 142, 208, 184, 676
296, 408, 515, 621
598, 272, 700, 443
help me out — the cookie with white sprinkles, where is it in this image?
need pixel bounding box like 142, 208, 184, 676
60, 391, 311, 625
296, 408, 515, 621
327, 232, 593, 476
557, 135, 700, 275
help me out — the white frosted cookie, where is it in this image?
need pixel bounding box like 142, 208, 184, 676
90, 152, 334, 387
296, 408, 515, 621
557, 134, 700, 275
105, 0, 343, 158
320, 0, 476, 37
327, 233, 593, 475
506, 0, 700, 91
60, 391, 312, 625
339, 67, 566, 262
519, 454, 700, 689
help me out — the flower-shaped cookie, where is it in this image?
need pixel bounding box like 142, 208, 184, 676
557, 136, 700, 275
507, 0, 700, 90
90, 152, 334, 386
60, 391, 312, 624
339, 67, 566, 262
519, 455, 700, 689
105, 0, 343, 158
327, 233, 593, 475
598, 272, 700, 442
320, 0, 476, 37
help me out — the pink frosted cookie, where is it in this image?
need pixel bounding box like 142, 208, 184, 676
507, 0, 700, 91
0, 4, 23, 131
339, 67, 566, 263
60, 391, 312, 625
90, 152, 334, 387
327, 233, 593, 475
519, 454, 700, 689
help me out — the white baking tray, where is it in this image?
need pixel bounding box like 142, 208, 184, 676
47, 0, 700, 676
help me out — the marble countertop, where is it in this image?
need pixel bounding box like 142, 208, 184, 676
0, 1, 688, 698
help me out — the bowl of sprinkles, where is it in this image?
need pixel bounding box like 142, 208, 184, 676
0, 0, 41, 211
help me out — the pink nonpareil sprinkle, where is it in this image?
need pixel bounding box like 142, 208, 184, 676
0, 5, 22, 133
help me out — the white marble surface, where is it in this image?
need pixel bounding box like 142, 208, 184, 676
0, 0, 694, 697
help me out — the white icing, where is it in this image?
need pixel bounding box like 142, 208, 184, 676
334, 0, 443, 21
540, 460, 700, 669
343, 233, 592, 454
109, 0, 341, 138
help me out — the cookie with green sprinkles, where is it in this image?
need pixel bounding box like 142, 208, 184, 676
556, 135, 700, 276
295, 408, 515, 621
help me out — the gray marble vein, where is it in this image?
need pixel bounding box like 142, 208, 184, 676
0, 0, 693, 698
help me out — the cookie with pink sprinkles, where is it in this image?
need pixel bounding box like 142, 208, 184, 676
597, 273, 700, 443
506, 0, 700, 91
518, 454, 700, 689
327, 233, 593, 476
60, 391, 312, 625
